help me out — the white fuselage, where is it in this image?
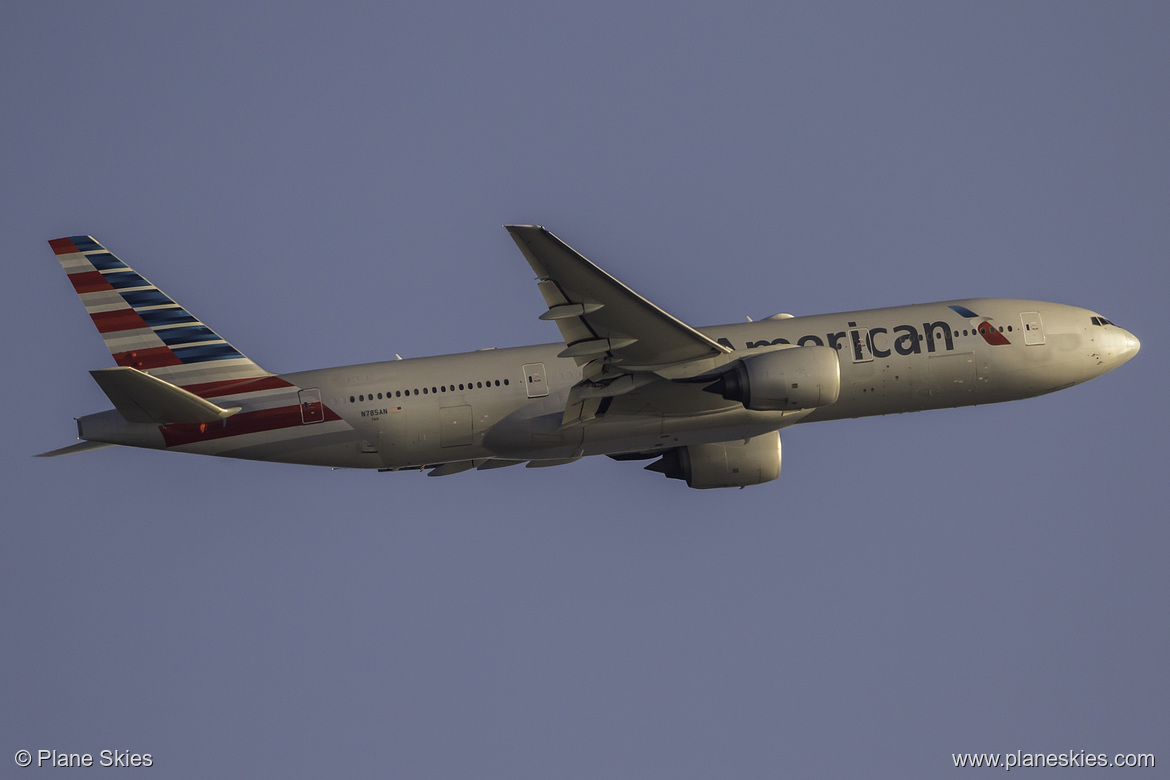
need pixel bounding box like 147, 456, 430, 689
78, 297, 1135, 471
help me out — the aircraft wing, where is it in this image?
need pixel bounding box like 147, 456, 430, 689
505, 225, 730, 371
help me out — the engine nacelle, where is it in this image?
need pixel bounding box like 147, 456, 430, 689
646, 432, 782, 489
704, 345, 840, 411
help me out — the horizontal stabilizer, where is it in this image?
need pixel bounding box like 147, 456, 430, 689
35, 441, 117, 457
90, 366, 242, 425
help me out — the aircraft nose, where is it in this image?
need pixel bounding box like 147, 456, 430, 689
1123, 329, 1141, 360
1091, 324, 1140, 374
1107, 326, 1141, 368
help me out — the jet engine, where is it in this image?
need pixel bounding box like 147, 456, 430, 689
703, 346, 840, 411
646, 432, 781, 489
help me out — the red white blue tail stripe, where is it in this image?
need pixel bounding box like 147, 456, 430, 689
48, 236, 352, 454
49, 236, 272, 388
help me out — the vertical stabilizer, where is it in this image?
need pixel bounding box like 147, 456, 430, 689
48, 236, 274, 394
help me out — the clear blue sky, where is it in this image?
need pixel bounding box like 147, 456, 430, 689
3, 2, 1167, 776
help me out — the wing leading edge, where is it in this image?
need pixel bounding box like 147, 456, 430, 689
505, 225, 730, 370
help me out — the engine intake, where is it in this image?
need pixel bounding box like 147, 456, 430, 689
646, 432, 781, 489
703, 346, 840, 411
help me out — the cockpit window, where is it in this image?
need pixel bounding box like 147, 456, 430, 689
1090, 316, 1114, 327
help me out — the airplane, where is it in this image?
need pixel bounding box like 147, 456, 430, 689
39, 226, 1140, 488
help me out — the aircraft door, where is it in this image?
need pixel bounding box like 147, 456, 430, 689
299, 388, 324, 423
440, 405, 473, 447
848, 327, 873, 363
927, 352, 976, 398
377, 406, 408, 465
523, 363, 549, 398
1020, 311, 1046, 345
